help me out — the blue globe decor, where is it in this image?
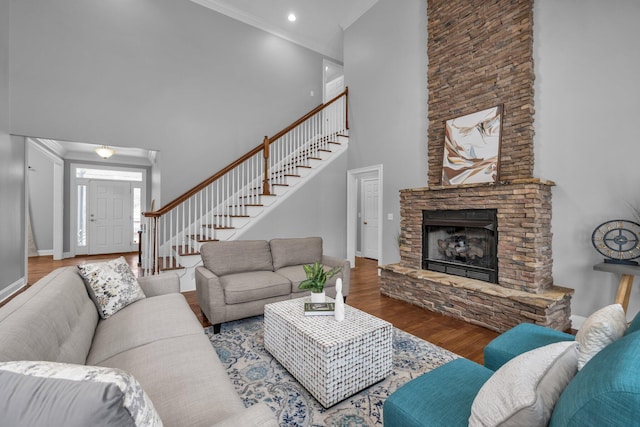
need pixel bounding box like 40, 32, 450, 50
591, 220, 640, 266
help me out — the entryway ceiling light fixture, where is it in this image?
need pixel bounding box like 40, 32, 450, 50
287, 13, 296, 22
95, 145, 115, 159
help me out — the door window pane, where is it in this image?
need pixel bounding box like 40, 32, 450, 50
76, 168, 142, 182
77, 185, 87, 246
133, 188, 141, 244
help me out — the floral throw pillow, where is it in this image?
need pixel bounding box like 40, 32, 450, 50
0, 361, 163, 427
77, 257, 145, 319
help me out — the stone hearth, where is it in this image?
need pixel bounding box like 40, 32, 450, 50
381, 266, 572, 333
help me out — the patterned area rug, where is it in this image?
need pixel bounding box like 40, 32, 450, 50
206, 316, 459, 426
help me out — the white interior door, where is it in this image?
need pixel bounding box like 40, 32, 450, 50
88, 180, 132, 254
361, 178, 379, 259
325, 75, 344, 101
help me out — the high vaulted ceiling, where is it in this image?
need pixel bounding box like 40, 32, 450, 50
190, 0, 379, 60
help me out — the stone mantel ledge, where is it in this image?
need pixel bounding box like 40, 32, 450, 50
401, 178, 556, 193
381, 264, 574, 308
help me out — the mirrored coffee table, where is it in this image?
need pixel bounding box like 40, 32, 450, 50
264, 297, 393, 407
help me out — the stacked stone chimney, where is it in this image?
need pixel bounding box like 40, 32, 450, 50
379, 0, 573, 333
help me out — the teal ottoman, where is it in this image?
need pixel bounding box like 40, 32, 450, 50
383, 358, 493, 427
484, 323, 574, 371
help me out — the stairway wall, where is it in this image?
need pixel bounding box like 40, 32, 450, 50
9, 0, 328, 254
9, 0, 325, 203
344, 0, 428, 265
241, 150, 349, 259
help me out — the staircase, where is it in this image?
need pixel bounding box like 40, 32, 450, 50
140, 89, 349, 291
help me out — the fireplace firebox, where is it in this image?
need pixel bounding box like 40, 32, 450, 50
422, 209, 498, 283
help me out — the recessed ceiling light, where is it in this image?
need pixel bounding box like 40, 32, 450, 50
288, 13, 296, 22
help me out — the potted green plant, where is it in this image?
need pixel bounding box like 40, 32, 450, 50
299, 261, 341, 303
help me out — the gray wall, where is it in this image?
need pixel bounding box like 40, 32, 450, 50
534, 0, 640, 321
241, 151, 349, 259
0, 0, 27, 298
10, 0, 326, 204
344, 0, 429, 264
27, 144, 54, 252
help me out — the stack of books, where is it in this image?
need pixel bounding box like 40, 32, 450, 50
304, 302, 335, 316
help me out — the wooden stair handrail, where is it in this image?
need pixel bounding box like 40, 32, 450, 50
268, 87, 348, 143
144, 88, 348, 217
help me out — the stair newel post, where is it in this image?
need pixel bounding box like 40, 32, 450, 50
345, 86, 349, 130
148, 215, 158, 275
262, 135, 271, 195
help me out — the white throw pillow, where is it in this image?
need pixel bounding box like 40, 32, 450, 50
575, 303, 627, 370
469, 341, 578, 427
77, 257, 145, 319
0, 361, 163, 427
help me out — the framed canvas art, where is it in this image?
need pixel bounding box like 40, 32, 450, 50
441, 105, 503, 185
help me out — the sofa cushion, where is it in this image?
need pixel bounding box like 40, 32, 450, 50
550, 330, 640, 427
575, 303, 627, 370
77, 257, 146, 319
201, 240, 273, 276
483, 322, 575, 371
98, 334, 245, 427
270, 237, 323, 270
0, 267, 98, 364
0, 361, 162, 427
86, 293, 204, 366
220, 271, 291, 304
625, 309, 640, 336
384, 358, 492, 427
470, 341, 578, 427
276, 265, 341, 293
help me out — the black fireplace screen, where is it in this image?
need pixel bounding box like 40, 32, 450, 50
422, 209, 498, 283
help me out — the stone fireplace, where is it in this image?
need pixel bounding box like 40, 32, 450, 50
379, 0, 574, 333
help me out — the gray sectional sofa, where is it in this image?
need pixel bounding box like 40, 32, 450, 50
196, 237, 351, 333
0, 266, 277, 427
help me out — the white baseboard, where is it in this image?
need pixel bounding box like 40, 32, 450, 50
0, 277, 27, 303
570, 315, 587, 331
37, 249, 54, 256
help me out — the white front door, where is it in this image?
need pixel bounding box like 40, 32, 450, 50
88, 180, 132, 254
361, 178, 379, 259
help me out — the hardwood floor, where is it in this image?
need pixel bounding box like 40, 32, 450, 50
18, 253, 498, 364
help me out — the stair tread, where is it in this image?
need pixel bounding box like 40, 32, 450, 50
188, 235, 219, 243
213, 214, 250, 218
202, 225, 236, 230
272, 183, 289, 187
239, 194, 276, 199
172, 245, 200, 256
159, 265, 186, 271
158, 257, 184, 271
